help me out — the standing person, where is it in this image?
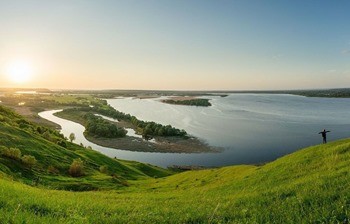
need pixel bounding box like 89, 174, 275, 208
318, 129, 330, 144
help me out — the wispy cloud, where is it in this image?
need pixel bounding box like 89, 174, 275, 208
272, 54, 283, 60
342, 49, 350, 54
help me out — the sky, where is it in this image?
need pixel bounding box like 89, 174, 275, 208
0, 0, 349, 90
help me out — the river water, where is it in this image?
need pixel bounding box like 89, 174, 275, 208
39, 94, 350, 167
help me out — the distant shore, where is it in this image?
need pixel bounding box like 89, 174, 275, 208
161, 96, 212, 107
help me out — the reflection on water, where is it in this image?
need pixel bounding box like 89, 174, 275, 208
39, 94, 350, 167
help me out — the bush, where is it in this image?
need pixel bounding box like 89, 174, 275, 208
0, 146, 7, 154
42, 131, 51, 141
69, 158, 85, 177
57, 140, 67, 148
21, 155, 37, 168
47, 165, 59, 174
99, 165, 108, 174
1, 147, 22, 160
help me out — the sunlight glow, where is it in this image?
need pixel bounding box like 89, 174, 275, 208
5, 60, 33, 83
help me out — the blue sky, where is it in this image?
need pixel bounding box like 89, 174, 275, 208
0, 0, 349, 90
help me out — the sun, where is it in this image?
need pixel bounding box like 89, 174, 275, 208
6, 60, 33, 83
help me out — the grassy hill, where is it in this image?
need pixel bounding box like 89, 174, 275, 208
0, 105, 172, 191
1, 105, 350, 223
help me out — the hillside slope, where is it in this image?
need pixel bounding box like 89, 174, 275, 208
0, 105, 172, 191
1, 105, 350, 223
1, 114, 350, 223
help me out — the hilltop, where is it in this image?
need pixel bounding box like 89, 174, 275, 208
0, 104, 350, 223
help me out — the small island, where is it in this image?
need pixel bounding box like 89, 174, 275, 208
53, 103, 217, 153
162, 97, 212, 107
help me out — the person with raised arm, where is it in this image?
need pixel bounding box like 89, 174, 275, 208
318, 129, 330, 144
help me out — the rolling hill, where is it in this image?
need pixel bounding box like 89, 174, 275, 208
0, 105, 350, 223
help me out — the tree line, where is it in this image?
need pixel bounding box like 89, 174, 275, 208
64, 106, 187, 138
83, 113, 127, 138
162, 99, 211, 107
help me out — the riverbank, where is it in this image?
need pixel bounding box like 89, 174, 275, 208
6, 105, 62, 129
85, 135, 218, 153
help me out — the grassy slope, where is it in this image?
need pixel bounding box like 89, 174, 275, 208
1, 137, 350, 223
1, 104, 350, 223
0, 105, 172, 191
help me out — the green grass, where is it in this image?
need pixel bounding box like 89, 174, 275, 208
1, 104, 350, 223
0, 105, 172, 191
1, 139, 350, 223
40, 94, 100, 104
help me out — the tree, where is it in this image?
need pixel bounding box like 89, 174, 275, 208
69, 133, 76, 142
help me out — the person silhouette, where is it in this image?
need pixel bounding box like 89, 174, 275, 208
318, 129, 330, 144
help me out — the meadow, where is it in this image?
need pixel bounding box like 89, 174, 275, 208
1, 138, 350, 223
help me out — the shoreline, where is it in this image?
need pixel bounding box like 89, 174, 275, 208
84, 134, 220, 153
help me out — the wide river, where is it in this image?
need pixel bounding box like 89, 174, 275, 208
39, 94, 350, 167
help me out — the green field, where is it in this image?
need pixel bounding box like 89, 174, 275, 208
0, 105, 172, 190
1, 104, 350, 223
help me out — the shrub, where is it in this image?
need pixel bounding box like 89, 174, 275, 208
99, 165, 108, 174
47, 165, 59, 174
1, 147, 22, 160
21, 155, 37, 168
0, 146, 7, 154
69, 158, 85, 177
57, 140, 67, 148
42, 131, 51, 141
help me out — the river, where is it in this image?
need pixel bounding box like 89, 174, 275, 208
39, 94, 350, 167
